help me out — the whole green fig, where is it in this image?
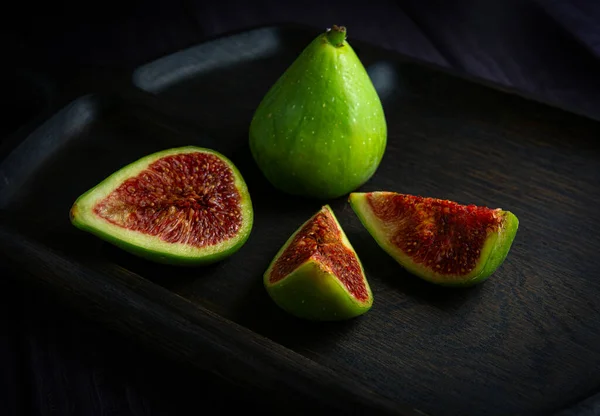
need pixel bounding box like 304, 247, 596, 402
249, 25, 387, 199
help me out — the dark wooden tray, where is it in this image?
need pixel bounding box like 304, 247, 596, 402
2, 24, 600, 416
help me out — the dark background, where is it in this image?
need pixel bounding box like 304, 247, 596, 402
2, 0, 600, 414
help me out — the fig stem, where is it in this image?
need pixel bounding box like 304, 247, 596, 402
326, 25, 347, 47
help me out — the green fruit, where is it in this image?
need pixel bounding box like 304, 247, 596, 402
264, 205, 373, 321
249, 25, 387, 199
349, 192, 519, 286
70, 146, 253, 266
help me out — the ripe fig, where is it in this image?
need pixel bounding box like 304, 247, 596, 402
264, 205, 373, 321
70, 146, 253, 266
249, 25, 387, 199
349, 192, 519, 286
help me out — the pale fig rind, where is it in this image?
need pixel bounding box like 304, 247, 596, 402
249, 25, 387, 199
70, 146, 253, 266
264, 205, 373, 321
349, 192, 519, 286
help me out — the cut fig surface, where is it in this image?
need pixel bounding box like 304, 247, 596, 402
349, 192, 519, 286
70, 146, 253, 266
264, 205, 372, 321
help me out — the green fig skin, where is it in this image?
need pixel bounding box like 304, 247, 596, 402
266, 259, 373, 321
264, 205, 373, 321
249, 26, 387, 199
70, 146, 254, 266
349, 192, 519, 287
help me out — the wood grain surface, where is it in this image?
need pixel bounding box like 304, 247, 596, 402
2, 24, 600, 416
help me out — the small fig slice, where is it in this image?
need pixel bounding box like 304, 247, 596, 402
264, 205, 372, 321
70, 146, 253, 266
349, 192, 519, 286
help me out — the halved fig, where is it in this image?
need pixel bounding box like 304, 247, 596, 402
264, 205, 372, 321
70, 146, 253, 266
349, 192, 519, 286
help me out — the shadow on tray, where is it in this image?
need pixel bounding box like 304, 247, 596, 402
102, 241, 357, 351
